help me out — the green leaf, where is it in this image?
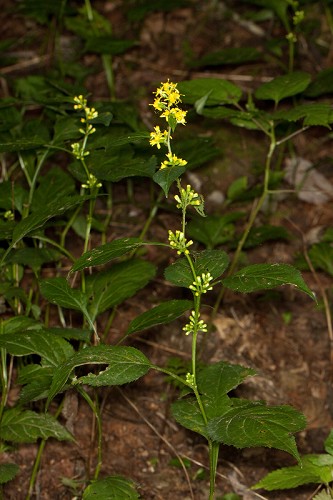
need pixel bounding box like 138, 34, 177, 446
324, 430, 333, 455
187, 213, 244, 249
0, 463, 19, 485
207, 402, 306, 461
153, 166, 186, 197
87, 259, 156, 318
127, 299, 193, 335
0, 137, 46, 153
83, 475, 140, 500
92, 156, 156, 182
77, 347, 151, 387
198, 362, 256, 400
222, 263, 315, 299
47, 345, 151, 407
164, 250, 229, 288
273, 104, 333, 128
1, 316, 43, 335
0, 181, 27, 212
31, 167, 76, 212
178, 78, 242, 106
40, 277, 94, 331
0, 330, 74, 367
313, 491, 332, 500
11, 195, 90, 247
0, 408, 73, 443
255, 72, 311, 105
308, 243, 333, 277
71, 238, 144, 272
171, 398, 208, 438
252, 454, 333, 490
7, 247, 61, 273
243, 225, 290, 249
227, 176, 248, 201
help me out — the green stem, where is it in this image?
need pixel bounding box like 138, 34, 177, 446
25, 148, 50, 217
77, 386, 103, 481
208, 441, 220, 500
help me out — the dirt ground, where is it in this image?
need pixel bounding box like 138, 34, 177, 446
1, 1, 333, 499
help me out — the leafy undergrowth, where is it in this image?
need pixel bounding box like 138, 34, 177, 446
0, 1, 333, 499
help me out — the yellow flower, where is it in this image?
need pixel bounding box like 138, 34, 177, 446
160, 107, 187, 126
160, 153, 187, 170
149, 126, 169, 149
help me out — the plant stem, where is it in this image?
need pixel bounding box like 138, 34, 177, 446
77, 387, 103, 480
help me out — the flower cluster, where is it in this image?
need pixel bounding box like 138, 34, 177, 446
150, 80, 188, 170
183, 310, 208, 336
168, 230, 193, 255
189, 273, 213, 297
71, 95, 99, 161
81, 173, 102, 190
174, 184, 202, 210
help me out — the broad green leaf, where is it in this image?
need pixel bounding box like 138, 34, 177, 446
1, 316, 42, 335
173, 137, 220, 168
178, 78, 242, 106
222, 263, 315, 299
0, 137, 45, 153
187, 213, 244, 249
71, 238, 143, 272
227, 176, 248, 201
153, 166, 186, 197
198, 362, 256, 401
7, 247, 61, 272
47, 345, 151, 407
92, 156, 156, 182
252, 455, 333, 490
87, 259, 156, 318
254, 72, 311, 105
308, 243, 333, 277
207, 402, 306, 461
11, 195, 91, 247
53, 116, 81, 144
40, 277, 88, 312
47, 327, 91, 342
190, 47, 261, 68
171, 398, 208, 438
0, 221, 15, 240
0, 408, 73, 443
126, 299, 193, 335
77, 347, 151, 387
309, 454, 333, 467
273, 104, 333, 127
31, 167, 76, 212
313, 491, 332, 500
83, 475, 140, 500
0, 181, 27, 212
164, 250, 229, 288
0, 463, 19, 484
324, 430, 333, 455
0, 330, 74, 367
18, 366, 54, 404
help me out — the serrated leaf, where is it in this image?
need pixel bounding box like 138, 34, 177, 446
83, 475, 140, 500
0, 408, 73, 443
31, 167, 76, 212
0, 463, 19, 484
313, 491, 332, 500
178, 78, 242, 106
252, 454, 333, 490
127, 299, 192, 335
222, 263, 315, 299
71, 238, 143, 272
77, 347, 151, 387
207, 403, 306, 461
92, 156, 156, 182
273, 104, 333, 128
198, 362, 256, 400
87, 259, 156, 318
47, 345, 151, 407
171, 398, 208, 438
0, 330, 74, 367
7, 247, 61, 272
1, 316, 42, 335
255, 72, 311, 105
153, 166, 186, 197
164, 250, 229, 288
